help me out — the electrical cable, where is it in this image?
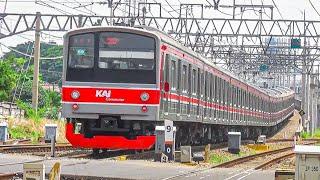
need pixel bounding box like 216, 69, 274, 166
308, 0, 320, 17
0, 42, 63, 60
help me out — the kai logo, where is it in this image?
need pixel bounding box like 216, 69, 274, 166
96, 90, 111, 98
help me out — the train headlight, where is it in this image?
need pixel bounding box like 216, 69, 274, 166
71, 90, 80, 99
140, 92, 150, 102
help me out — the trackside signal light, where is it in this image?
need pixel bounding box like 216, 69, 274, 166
164, 82, 170, 92
141, 105, 148, 113
72, 104, 79, 111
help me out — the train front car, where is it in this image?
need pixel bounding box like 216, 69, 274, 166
62, 27, 161, 150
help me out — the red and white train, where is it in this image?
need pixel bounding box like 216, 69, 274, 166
62, 26, 295, 150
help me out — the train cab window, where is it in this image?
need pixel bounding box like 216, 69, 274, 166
68, 33, 94, 68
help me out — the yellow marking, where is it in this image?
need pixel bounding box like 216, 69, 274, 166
49, 162, 61, 180
247, 144, 269, 151
117, 155, 128, 161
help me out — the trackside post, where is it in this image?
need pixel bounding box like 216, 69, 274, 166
154, 120, 176, 162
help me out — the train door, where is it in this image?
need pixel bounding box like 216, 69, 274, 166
190, 67, 198, 120
197, 68, 204, 121
177, 59, 182, 118
203, 71, 209, 120
160, 52, 167, 117
212, 75, 217, 121
169, 55, 178, 119
163, 54, 170, 115
180, 61, 189, 118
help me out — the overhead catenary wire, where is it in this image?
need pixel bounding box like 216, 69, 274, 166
0, 42, 63, 60
308, 0, 320, 17
271, 0, 284, 19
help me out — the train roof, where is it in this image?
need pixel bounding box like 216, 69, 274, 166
138, 26, 294, 99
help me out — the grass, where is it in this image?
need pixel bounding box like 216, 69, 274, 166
209, 147, 256, 165
5, 116, 67, 143
210, 153, 232, 164
301, 128, 320, 139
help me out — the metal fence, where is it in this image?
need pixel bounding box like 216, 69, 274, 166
0, 102, 24, 118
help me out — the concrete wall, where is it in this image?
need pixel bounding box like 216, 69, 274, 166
0, 102, 24, 118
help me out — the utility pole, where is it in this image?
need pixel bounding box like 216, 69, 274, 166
108, 0, 113, 25
32, 12, 41, 111
301, 10, 307, 131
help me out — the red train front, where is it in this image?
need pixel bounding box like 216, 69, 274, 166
62, 27, 161, 149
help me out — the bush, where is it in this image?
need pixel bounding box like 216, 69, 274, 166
9, 125, 41, 142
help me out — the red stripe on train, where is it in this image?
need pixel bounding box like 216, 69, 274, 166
62, 87, 161, 104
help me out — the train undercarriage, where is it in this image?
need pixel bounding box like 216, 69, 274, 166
66, 112, 294, 150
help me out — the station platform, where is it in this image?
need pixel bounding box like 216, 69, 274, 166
0, 153, 276, 180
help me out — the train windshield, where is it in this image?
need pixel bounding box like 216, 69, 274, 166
67, 32, 156, 84
99, 32, 155, 70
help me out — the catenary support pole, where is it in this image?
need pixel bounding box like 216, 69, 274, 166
31, 12, 41, 111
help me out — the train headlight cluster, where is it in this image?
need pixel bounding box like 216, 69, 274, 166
71, 90, 80, 99
140, 92, 150, 102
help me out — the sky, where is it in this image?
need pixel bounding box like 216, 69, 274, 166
0, 0, 320, 56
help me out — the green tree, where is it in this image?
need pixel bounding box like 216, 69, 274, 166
0, 57, 26, 101
2, 41, 63, 85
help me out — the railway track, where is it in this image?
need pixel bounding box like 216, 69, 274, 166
163, 140, 319, 180
214, 141, 316, 169
0, 143, 74, 153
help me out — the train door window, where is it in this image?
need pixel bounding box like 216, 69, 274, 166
192, 69, 197, 95
177, 60, 182, 93
171, 60, 177, 90
182, 65, 188, 93
181, 63, 188, 115
222, 80, 226, 104
198, 69, 202, 98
